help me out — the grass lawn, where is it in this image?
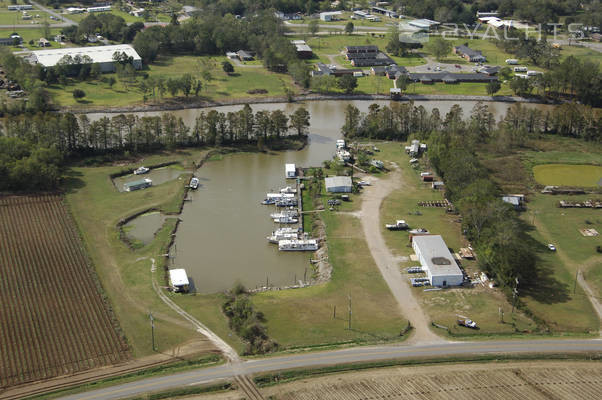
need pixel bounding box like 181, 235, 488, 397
1, 27, 63, 50
64, 149, 242, 357
254, 208, 409, 348
560, 45, 602, 65
47, 55, 298, 108
533, 164, 602, 187
405, 81, 513, 96
0, 10, 52, 25
374, 140, 599, 335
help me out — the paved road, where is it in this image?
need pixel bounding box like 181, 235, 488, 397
284, 20, 389, 32
61, 339, 602, 400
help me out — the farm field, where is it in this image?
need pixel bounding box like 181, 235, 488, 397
533, 163, 602, 187
257, 361, 602, 400
0, 195, 130, 388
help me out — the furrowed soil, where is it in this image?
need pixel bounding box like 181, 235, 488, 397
0, 195, 129, 389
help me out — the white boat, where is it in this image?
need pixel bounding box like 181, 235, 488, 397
267, 232, 299, 244
276, 199, 298, 207
134, 166, 150, 175
273, 216, 298, 224
189, 177, 199, 189
266, 193, 295, 200
278, 239, 318, 251
385, 220, 408, 230
270, 210, 298, 219
280, 186, 297, 194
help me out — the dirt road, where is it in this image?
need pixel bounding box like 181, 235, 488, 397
359, 167, 445, 344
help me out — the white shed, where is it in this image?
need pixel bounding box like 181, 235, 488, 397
412, 235, 463, 287
285, 163, 296, 178
169, 269, 190, 293
325, 176, 352, 193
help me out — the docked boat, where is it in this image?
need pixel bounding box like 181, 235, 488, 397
261, 198, 276, 205
280, 186, 297, 194
270, 210, 298, 219
267, 231, 299, 243
189, 177, 199, 189
278, 239, 319, 251
134, 166, 150, 175
276, 199, 298, 207
266, 193, 295, 200
273, 215, 298, 224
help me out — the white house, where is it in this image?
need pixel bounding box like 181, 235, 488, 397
31, 44, 142, 73
412, 235, 463, 287
285, 163, 296, 178
320, 11, 342, 21
325, 176, 352, 193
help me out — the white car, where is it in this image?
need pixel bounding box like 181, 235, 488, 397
547, 244, 556, 251
358, 180, 371, 186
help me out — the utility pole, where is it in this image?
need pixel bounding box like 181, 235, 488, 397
333, 305, 336, 319
511, 278, 519, 314
574, 269, 579, 294
149, 311, 156, 352
347, 295, 352, 330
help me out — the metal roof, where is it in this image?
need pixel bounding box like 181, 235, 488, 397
32, 44, 141, 68
325, 176, 352, 189
169, 269, 189, 287
413, 235, 463, 277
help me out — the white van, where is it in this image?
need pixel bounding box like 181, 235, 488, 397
527, 70, 542, 76
514, 66, 527, 72
505, 59, 519, 65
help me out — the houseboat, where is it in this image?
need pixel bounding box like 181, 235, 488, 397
280, 186, 297, 194
189, 177, 199, 189
168, 269, 190, 293
266, 231, 300, 244
275, 199, 298, 207
270, 210, 298, 219
134, 166, 150, 175
278, 239, 319, 251
124, 178, 152, 192
273, 215, 298, 224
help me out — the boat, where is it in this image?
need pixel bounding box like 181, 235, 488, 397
280, 186, 297, 194
409, 228, 429, 234
134, 166, 150, 175
278, 239, 319, 251
266, 192, 295, 199
189, 177, 199, 189
273, 215, 298, 224
266, 231, 300, 243
270, 210, 298, 219
275, 199, 298, 207
261, 198, 276, 205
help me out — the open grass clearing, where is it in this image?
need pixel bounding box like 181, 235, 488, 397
47, 55, 297, 108
533, 164, 602, 187
65, 150, 227, 357
253, 212, 409, 349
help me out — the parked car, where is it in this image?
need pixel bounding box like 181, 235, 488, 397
358, 180, 371, 186
548, 243, 557, 251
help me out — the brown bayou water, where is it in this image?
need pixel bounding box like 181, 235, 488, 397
90, 100, 552, 293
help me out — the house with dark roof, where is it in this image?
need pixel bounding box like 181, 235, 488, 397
344, 45, 379, 54
453, 45, 486, 62
386, 65, 408, 79
478, 65, 500, 75
371, 66, 387, 76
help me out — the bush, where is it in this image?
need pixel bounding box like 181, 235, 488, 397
72, 89, 86, 100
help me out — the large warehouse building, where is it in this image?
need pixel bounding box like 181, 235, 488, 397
325, 176, 352, 193
412, 235, 464, 287
31, 44, 142, 72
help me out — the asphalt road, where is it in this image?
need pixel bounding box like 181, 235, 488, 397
60, 339, 602, 400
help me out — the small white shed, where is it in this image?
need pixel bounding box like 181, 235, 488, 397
169, 269, 190, 293
285, 163, 296, 178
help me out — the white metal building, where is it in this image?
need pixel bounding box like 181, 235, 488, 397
412, 235, 463, 287
285, 163, 296, 178
320, 11, 342, 21
31, 44, 142, 72
325, 176, 352, 193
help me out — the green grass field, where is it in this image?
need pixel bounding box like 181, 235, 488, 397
374, 142, 536, 336
533, 164, 602, 187
64, 150, 243, 357
47, 55, 297, 108
254, 212, 409, 348
0, 10, 52, 25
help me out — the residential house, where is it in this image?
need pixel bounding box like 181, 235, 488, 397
453, 45, 486, 62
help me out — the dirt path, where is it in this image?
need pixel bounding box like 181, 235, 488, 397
358, 168, 445, 344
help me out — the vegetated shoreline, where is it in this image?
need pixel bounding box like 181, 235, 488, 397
61, 93, 557, 115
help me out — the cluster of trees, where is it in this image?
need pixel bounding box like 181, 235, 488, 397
0, 49, 52, 113
62, 13, 144, 44
507, 56, 602, 107
310, 74, 359, 94
341, 101, 601, 145
0, 137, 63, 191
1, 106, 311, 157
222, 284, 277, 355
495, 35, 560, 69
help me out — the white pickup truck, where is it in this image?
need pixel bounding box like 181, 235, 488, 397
385, 220, 408, 230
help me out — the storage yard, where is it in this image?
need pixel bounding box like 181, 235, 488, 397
0, 195, 129, 388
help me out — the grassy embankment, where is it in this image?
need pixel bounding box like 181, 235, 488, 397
373, 142, 537, 336
480, 136, 601, 333
47, 55, 297, 108
65, 149, 245, 357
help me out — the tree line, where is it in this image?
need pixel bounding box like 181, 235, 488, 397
0, 105, 310, 191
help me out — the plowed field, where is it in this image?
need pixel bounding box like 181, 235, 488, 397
0, 195, 129, 389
